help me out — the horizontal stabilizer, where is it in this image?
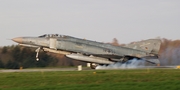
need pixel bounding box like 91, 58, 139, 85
145, 59, 160, 64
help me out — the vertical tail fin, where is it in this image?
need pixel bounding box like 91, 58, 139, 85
124, 39, 161, 54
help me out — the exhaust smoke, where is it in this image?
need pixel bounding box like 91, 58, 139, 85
159, 39, 180, 66
96, 58, 145, 69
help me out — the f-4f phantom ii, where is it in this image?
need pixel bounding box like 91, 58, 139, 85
12, 34, 161, 69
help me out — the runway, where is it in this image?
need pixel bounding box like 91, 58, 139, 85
0, 66, 178, 73
0, 68, 80, 73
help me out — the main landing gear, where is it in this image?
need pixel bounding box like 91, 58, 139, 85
90, 63, 99, 69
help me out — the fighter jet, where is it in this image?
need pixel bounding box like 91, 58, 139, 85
12, 34, 161, 69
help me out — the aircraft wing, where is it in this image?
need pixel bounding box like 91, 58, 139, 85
93, 54, 123, 59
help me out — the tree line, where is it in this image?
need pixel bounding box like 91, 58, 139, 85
0, 45, 85, 69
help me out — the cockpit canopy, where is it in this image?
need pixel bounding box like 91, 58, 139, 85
38, 34, 67, 38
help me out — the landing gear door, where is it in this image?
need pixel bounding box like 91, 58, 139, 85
49, 38, 57, 49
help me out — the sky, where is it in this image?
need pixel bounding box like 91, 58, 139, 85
0, 0, 180, 46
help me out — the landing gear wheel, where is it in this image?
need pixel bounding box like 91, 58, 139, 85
90, 63, 98, 69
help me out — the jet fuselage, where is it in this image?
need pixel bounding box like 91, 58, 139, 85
13, 34, 147, 58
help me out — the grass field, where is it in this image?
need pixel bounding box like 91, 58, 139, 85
0, 69, 180, 90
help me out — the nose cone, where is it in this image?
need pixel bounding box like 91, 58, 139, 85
12, 37, 23, 43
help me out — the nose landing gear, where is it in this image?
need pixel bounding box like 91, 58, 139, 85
35, 47, 43, 61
